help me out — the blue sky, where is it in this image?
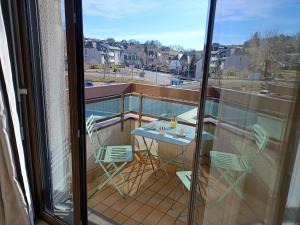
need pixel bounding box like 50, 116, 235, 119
213, 0, 300, 45
82, 0, 300, 50
82, 0, 208, 50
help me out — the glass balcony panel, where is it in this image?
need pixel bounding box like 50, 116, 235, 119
124, 95, 139, 113
142, 97, 197, 123
86, 98, 121, 120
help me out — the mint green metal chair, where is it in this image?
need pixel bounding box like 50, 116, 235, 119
210, 123, 269, 202
176, 171, 192, 191
169, 171, 191, 221
86, 115, 133, 198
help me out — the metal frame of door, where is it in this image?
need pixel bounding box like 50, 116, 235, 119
1, 0, 87, 224
6, 0, 300, 224
188, 0, 217, 224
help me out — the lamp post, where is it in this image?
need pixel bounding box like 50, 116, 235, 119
187, 54, 190, 79
156, 66, 158, 84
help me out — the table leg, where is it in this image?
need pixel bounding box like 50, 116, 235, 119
142, 137, 156, 174
155, 145, 187, 175
181, 146, 186, 170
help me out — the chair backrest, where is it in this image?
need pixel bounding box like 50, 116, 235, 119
86, 115, 104, 159
86, 115, 95, 141
253, 124, 269, 152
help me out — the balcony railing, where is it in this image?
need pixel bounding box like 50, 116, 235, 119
86, 84, 293, 142
85, 83, 296, 225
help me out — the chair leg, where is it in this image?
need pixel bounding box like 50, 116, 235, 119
89, 162, 127, 199
171, 181, 188, 222
142, 137, 156, 174
216, 170, 247, 203
112, 162, 126, 183
222, 170, 244, 198
156, 147, 188, 177
105, 162, 128, 197
158, 156, 169, 177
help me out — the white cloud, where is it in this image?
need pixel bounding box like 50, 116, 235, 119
82, 0, 159, 18
113, 30, 206, 49
115, 30, 205, 41
215, 0, 287, 21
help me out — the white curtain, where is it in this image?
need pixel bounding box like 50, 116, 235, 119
0, 3, 33, 225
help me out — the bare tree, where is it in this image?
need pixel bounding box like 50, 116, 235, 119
247, 30, 283, 80
137, 50, 147, 67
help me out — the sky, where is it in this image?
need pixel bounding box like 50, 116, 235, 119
82, 0, 208, 50
213, 0, 300, 45
82, 0, 300, 50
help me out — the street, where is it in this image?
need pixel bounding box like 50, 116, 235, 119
84, 68, 176, 85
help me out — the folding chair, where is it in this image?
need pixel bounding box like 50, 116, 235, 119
210, 124, 269, 202
172, 170, 209, 220
176, 171, 192, 191
86, 115, 133, 198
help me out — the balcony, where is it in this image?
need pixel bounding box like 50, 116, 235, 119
85, 83, 291, 225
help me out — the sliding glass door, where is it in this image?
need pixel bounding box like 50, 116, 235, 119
16, 0, 86, 224
190, 0, 300, 224
19, 0, 300, 224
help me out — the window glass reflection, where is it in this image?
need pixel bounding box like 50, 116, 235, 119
193, 0, 300, 225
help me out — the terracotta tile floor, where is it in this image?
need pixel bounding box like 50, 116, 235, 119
87, 156, 267, 225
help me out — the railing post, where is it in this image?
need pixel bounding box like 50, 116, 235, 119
120, 94, 125, 131
138, 93, 143, 127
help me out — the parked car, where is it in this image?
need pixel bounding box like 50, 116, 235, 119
258, 89, 269, 96
85, 80, 94, 87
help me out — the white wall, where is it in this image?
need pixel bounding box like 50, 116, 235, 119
169, 60, 181, 71
195, 59, 203, 81
84, 47, 105, 64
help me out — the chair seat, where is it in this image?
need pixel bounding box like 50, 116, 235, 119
210, 151, 249, 172
104, 145, 133, 163
176, 171, 192, 191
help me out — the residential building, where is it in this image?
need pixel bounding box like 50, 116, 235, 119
146, 48, 158, 66
223, 55, 250, 71
210, 43, 230, 75
169, 53, 190, 75
195, 58, 204, 81
169, 54, 182, 73
121, 47, 141, 67
97, 42, 122, 65
84, 47, 105, 65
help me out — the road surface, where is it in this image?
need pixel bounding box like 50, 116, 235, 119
85, 69, 176, 85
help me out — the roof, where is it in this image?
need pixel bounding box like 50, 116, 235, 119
179, 54, 188, 61
172, 55, 179, 60
109, 46, 122, 51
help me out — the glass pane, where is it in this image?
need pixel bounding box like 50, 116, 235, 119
192, 0, 300, 224
86, 98, 121, 119
124, 95, 139, 113
142, 98, 197, 123
37, 0, 73, 223
83, 0, 209, 224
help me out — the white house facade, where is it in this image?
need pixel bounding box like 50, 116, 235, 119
223, 55, 250, 71
84, 47, 105, 65
195, 59, 203, 81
